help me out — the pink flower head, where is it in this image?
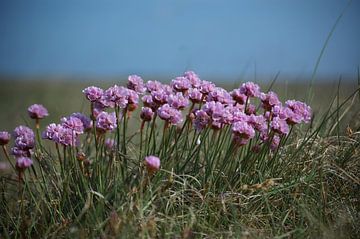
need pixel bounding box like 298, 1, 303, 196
57, 127, 78, 146
61, 116, 84, 134
13, 126, 34, 139
142, 94, 158, 110
28, 104, 49, 119
171, 76, 191, 92
144, 155, 160, 173
260, 91, 281, 111
285, 100, 312, 123
239, 82, 261, 97
270, 116, 289, 135
232, 121, 255, 139
199, 80, 216, 94
157, 104, 183, 125
127, 75, 146, 93
183, 71, 201, 88
11, 147, 31, 157
207, 87, 233, 105
247, 114, 267, 132
230, 89, 247, 105
16, 157, 33, 170
202, 101, 224, 122
0, 131, 11, 145
146, 80, 163, 93
71, 113, 93, 131
193, 110, 211, 131
140, 107, 154, 122
13, 126, 35, 149
104, 85, 129, 108
42, 123, 62, 141
168, 92, 189, 110
83, 86, 104, 102
188, 88, 203, 103
151, 90, 169, 105
96, 112, 117, 132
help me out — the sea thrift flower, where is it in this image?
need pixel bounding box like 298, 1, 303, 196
199, 80, 215, 94
188, 88, 203, 103
11, 147, 31, 157
232, 121, 255, 140
126, 89, 139, 111
142, 95, 157, 110
207, 87, 233, 105
140, 107, 154, 121
230, 89, 247, 105
202, 101, 224, 122
0, 131, 10, 145
171, 76, 191, 92
146, 80, 163, 93
96, 112, 117, 132
193, 110, 211, 131
260, 91, 281, 111
83, 86, 104, 102
270, 117, 289, 135
28, 104, 49, 119
168, 93, 189, 109
239, 82, 261, 97
247, 114, 267, 132
71, 113, 93, 131
57, 127, 78, 146
104, 85, 129, 108
14, 126, 34, 139
42, 123, 62, 141
285, 100, 312, 123
183, 71, 201, 87
157, 104, 183, 125
151, 90, 169, 105
13, 126, 35, 149
61, 116, 84, 134
15, 157, 33, 170
127, 75, 146, 93
15, 134, 35, 149
144, 155, 160, 173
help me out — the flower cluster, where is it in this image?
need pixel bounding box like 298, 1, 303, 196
11, 126, 35, 170
28, 104, 49, 119
42, 113, 89, 146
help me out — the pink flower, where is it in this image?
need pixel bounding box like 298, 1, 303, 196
140, 107, 154, 121
83, 86, 104, 102
239, 82, 261, 97
270, 116, 289, 135
0, 131, 11, 145
144, 155, 160, 173
96, 112, 117, 132
171, 77, 191, 92
16, 157, 33, 170
127, 75, 146, 93
28, 104, 49, 119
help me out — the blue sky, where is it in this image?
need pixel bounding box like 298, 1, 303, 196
0, 0, 359, 80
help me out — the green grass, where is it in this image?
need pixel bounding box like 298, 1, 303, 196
0, 78, 359, 238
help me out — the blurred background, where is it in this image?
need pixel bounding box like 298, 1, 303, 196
0, 0, 359, 130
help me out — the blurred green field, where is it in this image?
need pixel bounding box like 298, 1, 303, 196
0, 78, 359, 131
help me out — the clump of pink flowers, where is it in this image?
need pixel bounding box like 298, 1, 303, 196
3, 70, 312, 183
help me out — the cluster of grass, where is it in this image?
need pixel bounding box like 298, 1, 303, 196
0, 77, 359, 238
